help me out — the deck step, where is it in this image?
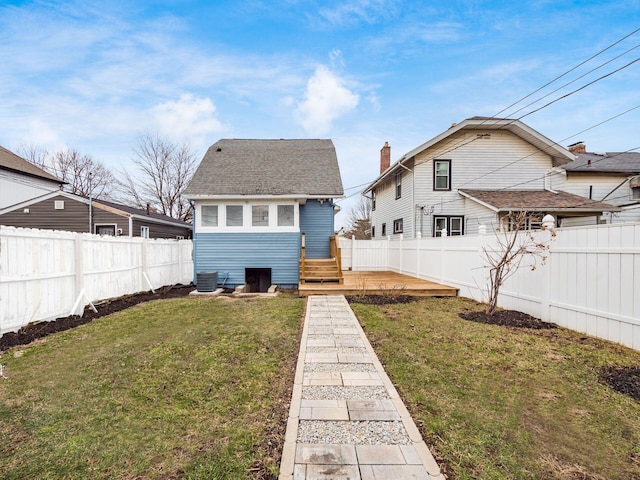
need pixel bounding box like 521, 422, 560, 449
300, 257, 342, 284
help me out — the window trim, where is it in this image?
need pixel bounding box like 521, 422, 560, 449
94, 223, 117, 236
433, 159, 452, 191
393, 218, 403, 234
433, 215, 464, 237
140, 226, 150, 238
395, 172, 402, 199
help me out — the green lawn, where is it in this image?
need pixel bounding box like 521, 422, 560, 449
0, 295, 304, 480
351, 297, 640, 480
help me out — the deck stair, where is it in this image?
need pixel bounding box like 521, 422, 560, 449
300, 257, 343, 284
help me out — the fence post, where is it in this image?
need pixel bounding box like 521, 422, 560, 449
439, 230, 447, 285
351, 235, 356, 271
74, 234, 84, 306
399, 234, 404, 274
416, 231, 421, 279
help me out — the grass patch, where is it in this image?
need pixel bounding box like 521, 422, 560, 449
0, 294, 304, 479
350, 297, 640, 480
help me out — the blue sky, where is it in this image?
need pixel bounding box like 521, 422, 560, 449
1, 0, 639, 227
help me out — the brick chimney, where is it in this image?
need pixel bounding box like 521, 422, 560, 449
380, 142, 390, 174
568, 141, 586, 154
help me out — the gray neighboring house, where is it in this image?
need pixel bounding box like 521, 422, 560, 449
185, 139, 344, 291
0, 190, 192, 239
0, 146, 64, 209
561, 142, 640, 225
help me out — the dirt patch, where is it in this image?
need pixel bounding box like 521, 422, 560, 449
599, 366, 640, 402
345, 295, 421, 305
0, 284, 194, 352
458, 310, 556, 329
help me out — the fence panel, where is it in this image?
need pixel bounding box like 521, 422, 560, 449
348, 223, 640, 350
0, 226, 194, 335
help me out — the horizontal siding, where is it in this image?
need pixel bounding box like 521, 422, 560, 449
132, 218, 191, 239
462, 199, 498, 234
563, 175, 633, 205
413, 130, 554, 235
0, 171, 60, 209
299, 200, 334, 258
371, 163, 414, 239
194, 232, 301, 288
0, 194, 129, 234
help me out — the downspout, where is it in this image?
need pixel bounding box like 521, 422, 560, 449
189, 200, 197, 286
129, 216, 133, 237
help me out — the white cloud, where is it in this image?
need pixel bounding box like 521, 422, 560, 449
296, 66, 360, 135
152, 94, 225, 147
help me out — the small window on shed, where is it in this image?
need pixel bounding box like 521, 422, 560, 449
140, 226, 150, 238
54, 200, 64, 210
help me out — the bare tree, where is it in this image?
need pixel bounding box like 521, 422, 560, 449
482, 211, 556, 315
344, 196, 372, 239
17, 144, 117, 199
117, 133, 197, 221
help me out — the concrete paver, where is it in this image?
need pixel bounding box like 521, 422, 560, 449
279, 295, 442, 480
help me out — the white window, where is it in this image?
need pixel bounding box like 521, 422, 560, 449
278, 205, 295, 226
434, 160, 451, 191
140, 226, 150, 238
54, 200, 64, 210
395, 172, 402, 199
226, 205, 243, 226
252, 205, 269, 226
201, 205, 218, 226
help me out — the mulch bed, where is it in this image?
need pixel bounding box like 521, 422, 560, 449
599, 366, 640, 402
0, 284, 194, 352
345, 295, 421, 305
458, 310, 557, 329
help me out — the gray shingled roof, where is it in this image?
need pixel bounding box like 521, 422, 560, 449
0, 146, 63, 183
563, 152, 640, 174
459, 189, 620, 212
185, 139, 344, 197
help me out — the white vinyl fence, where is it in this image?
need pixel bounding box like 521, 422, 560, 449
0, 226, 193, 335
341, 222, 640, 351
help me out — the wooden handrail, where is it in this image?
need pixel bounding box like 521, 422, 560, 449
330, 235, 343, 281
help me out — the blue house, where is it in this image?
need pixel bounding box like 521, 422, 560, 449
184, 139, 344, 291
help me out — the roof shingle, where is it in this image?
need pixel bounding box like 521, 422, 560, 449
185, 139, 344, 197
0, 146, 63, 183
459, 189, 620, 212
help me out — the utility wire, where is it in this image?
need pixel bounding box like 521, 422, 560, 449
492, 26, 640, 119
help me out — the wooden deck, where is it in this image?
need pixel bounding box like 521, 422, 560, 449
297, 270, 458, 297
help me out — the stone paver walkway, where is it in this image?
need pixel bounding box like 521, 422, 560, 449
279, 295, 444, 480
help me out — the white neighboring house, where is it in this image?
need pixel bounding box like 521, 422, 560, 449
0, 146, 64, 209
560, 142, 640, 226
364, 117, 620, 238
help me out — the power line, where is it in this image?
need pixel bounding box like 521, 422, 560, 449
492, 26, 640, 119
